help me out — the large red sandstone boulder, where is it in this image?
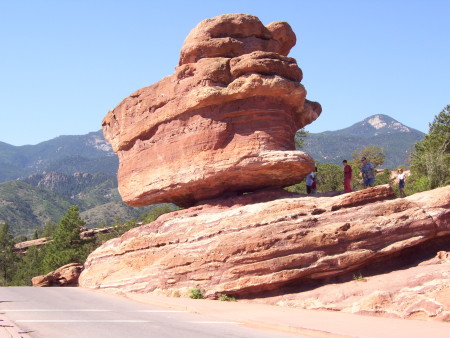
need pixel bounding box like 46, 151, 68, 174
79, 185, 450, 301
102, 14, 321, 207
32, 263, 84, 287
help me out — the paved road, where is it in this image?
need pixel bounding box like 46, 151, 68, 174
0, 287, 296, 338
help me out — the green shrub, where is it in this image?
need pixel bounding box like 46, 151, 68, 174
375, 169, 393, 186
218, 293, 237, 302
352, 272, 367, 282
189, 287, 205, 299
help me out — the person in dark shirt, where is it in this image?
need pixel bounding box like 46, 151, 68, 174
360, 157, 375, 188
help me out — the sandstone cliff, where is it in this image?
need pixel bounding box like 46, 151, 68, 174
79, 185, 450, 306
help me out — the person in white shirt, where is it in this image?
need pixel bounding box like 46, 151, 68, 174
305, 167, 317, 194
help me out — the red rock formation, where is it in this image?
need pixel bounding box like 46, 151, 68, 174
255, 250, 450, 321
79, 185, 450, 303
32, 263, 84, 287
102, 14, 321, 207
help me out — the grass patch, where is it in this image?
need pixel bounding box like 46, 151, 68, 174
353, 272, 367, 282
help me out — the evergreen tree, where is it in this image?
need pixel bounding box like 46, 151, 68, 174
0, 223, 17, 283
41, 221, 58, 238
410, 105, 450, 191
11, 245, 46, 286
295, 128, 309, 149
42, 206, 86, 273
316, 163, 342, 192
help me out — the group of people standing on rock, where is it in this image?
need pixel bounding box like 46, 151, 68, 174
305, 157, 407, 197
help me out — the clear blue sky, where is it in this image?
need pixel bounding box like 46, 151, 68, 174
1, 0, 449, 146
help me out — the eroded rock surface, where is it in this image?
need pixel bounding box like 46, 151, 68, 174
79, 185, 450, 306
102, 14, 321, 207
32, 263, 84, 287
256, 251, 450, 321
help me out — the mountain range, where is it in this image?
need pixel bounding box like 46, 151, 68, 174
0, 114, 424, 237
0, 171, 158, 237
302, 114, 425, 168
0, 132, 150, 237
0, 130, 117, 182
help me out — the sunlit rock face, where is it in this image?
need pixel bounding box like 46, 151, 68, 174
102, 14, 321, 207
79, 185, 450, 301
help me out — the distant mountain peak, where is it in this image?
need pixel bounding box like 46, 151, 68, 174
329, 114, 419, 137
303, 114, 425, 168
364, 114, 411, 133
86, 131, 113, 153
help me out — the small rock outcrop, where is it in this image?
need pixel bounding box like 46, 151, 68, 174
102, 14, 321, 207
79, 185, 450, 302
32, 263, 84, 287
14, 237, 51, 254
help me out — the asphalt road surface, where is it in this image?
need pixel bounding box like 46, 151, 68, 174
0, 287, 297, 338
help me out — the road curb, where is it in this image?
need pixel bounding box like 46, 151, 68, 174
243, 320, 353, 338
94, 289, 450, 338
116, 291, 353, 337
0, 313, 31, 338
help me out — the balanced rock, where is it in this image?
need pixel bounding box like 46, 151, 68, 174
79, 185, 450, 298
102, 14, 321, 207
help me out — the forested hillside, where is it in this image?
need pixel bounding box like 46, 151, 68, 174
0, 172, 157, 237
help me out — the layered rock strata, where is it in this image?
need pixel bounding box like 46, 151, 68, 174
79, 185, 450, 298
102, 14, 321, 207
257, 250, 450, 321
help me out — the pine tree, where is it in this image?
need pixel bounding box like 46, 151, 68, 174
295, 128, 309, 149
410, 105, 450, 191
11, 246, 46, 286
42, 206, 86, 273
0, 223, 17, 284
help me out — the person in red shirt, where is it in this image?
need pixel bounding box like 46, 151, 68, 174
343, 160, 352, 193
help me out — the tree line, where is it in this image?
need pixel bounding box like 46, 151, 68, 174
0, 204, 177, 286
